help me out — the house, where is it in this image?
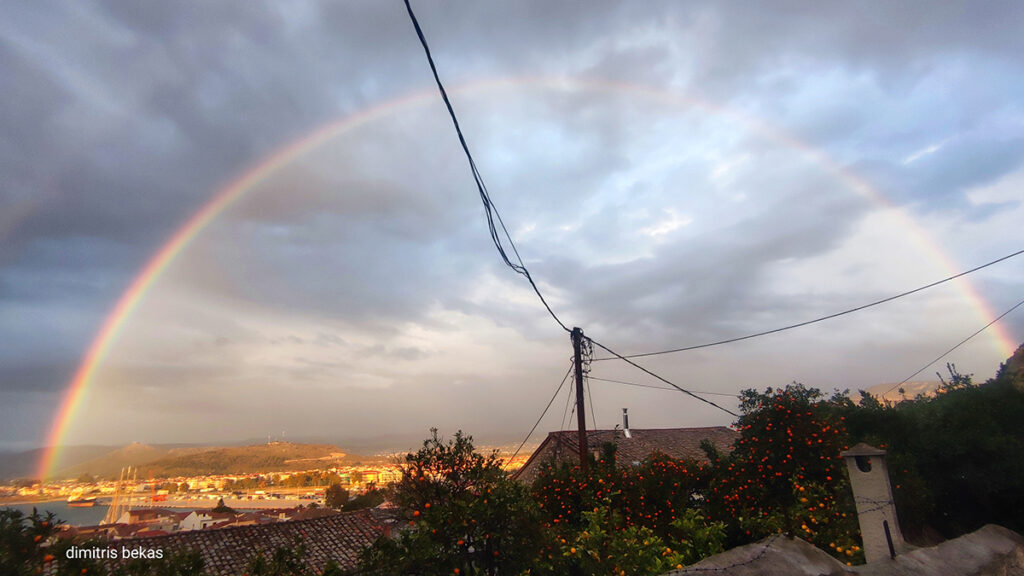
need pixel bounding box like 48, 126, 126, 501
513, 422, 739, 485
180, 510, 238, 531
116, 509, 390, 575
115, 508, 177, 526
377, 468, 402, 484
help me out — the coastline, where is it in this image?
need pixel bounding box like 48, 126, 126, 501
0, 497, 69, 506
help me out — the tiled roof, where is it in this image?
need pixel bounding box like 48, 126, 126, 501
125, 508, 174, 519
116, 509, 386, 574
513, 426, 739, 484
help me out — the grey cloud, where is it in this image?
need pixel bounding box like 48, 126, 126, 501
0, 362, 77, 393
1, 1, 1022, 447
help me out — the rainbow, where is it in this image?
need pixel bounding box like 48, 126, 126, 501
36, 77, 1019, 479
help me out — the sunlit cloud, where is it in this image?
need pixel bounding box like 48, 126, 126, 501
639, 209, 693, 237
902, 138, 953, 166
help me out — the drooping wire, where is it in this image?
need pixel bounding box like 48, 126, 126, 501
560, 374, 575, 431
403, 0, 570, 333
588, 375, 741, 397
589, 336, 739, 418
510, 363, 575, 464
585, 376, 598, 430
881, 296, 1024, 398
594, 248, 1024, 361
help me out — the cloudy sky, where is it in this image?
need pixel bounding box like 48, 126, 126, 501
1, 1, 1022, 454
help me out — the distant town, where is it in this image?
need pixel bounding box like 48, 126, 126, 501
0, 442, 533, 539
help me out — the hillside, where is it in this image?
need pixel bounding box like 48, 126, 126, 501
0, 445, 114, 482
54, 443, 216, 480
862, 380, 941, 402
1000, 343, 1024, 386
141, 442, 353, 478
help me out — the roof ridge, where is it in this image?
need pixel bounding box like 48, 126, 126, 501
124, 508, 374, 543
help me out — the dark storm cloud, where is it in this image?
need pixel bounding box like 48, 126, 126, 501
1, 1, 1022, 446
0, 0, 435, 407
0, 362, 77, 393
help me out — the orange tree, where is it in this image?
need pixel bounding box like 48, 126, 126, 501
530, 444, 724, 575
357, 429, 545, 576
705, 383, 862, 563
0, 508, 209, 576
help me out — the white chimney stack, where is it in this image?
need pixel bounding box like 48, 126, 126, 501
622, 408, 632, 438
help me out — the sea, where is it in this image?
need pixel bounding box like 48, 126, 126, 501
3, 501, 109, 526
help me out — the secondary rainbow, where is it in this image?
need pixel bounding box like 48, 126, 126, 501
37, 77, 1019, 479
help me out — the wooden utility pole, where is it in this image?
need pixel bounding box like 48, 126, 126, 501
572, 327, 588, 472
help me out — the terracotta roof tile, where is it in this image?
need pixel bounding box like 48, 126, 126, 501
115, 509, 386, 574
513, 426, 738, 484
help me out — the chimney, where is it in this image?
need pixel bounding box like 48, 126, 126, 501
622, 408, 631, 438
840, 443, 910, 563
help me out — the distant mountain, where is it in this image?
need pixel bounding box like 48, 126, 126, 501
54, 442, 216, 480
861, 380, 941, 402
0, 445, 114, 482
0, 441, 377, 482
140, 442, 356, 478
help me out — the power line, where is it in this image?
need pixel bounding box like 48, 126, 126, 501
560, 371, 576, 431
588, 336, 739, 418
404, 0, 570, 334
588, 375, 741, 397
881, 296, 1024, 398
585, 376, 598, 429
510, 363, 575, 463
595, 248, 1024, 361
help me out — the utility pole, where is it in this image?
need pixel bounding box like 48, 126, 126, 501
572, 327, 588, 473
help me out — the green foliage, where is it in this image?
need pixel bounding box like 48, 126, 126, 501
543, 506, 687, 575
357, 429, 544, 576
836, 360, 1024, 538
220, 470, 344, 493
531, 445, 726, 574
211, 498, 235, 514
342, 486, 385, 511
0, 508, 209, 576
669, 510, 726, 566
707, 384, 862, 563
0, 508, 64, 576
936, 362, 972, 392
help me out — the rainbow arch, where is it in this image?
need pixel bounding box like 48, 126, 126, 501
36, 76, 1019, 479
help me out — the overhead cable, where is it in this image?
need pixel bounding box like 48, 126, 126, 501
881, 296, 1024, 398
588, 336, 739, 418
509, 363, 575, 464
585, 376, 598, 429
404, 0, 569, 333
589, 375, 741, 397
560, 373, 575, 431
595, 248, 1024, 361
